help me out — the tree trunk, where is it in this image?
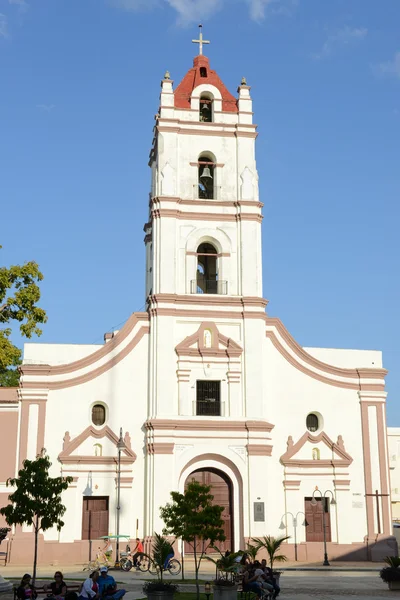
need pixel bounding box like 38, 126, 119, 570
193, 537, 200, 600
33, 518, 39, 585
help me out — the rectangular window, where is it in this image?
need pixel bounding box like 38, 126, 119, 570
196, 380, 221, 416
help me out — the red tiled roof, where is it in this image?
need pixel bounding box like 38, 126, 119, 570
174, 55, 238, 113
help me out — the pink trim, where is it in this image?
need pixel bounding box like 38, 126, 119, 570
36, 401, 47, 456
186, 251, 231, 257
150, 308, 267, 321
58, 425, 137, 464
376, 403, 391, 534
151, 208, 263, 223
280, 431, 353, 468
266, 317, 387, 382
157, 126, 257, 139
150, 294, 268, 308
360, 401, 374, 537
175, 322, 243, 358
150, 197, 263, 209
0, 387, 19, 403
283, 480, 301, 490
146, 419, 274, 433
266, 328, 385, 391
22, 326, 149, 390
147, 442, 175, 455
334, 480, 351, 489
247, 444, 273, 456
0, 411, 19, 481
21, 313, 149, 376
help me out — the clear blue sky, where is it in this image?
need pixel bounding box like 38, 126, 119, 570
1, 0, 399, 422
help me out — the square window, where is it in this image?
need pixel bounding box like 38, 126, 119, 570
196, 381, 220, 416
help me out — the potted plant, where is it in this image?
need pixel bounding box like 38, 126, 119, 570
205, 548, 241, 600
380, 556, 400, 590
251, 535, 290, 585
142, 533, 179, 600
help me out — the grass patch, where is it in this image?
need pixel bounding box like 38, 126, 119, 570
164, 580, 210, 585
137, 595, 210, 600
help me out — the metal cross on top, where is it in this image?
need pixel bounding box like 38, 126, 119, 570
192, 24, 210, 56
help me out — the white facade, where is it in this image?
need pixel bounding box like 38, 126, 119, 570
0, 51, 396, 564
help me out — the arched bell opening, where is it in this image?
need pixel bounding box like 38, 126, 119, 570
199, 93, 213, 123
198, 156, 214, 199
196, 242, 218, 294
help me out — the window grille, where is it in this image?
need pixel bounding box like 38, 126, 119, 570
196, 381, 221, 416
92, 404, 106, 426
306, 413, 319, 432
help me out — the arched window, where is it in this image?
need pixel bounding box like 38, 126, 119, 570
199, 94, 213, 123
94, 443, 103, 457
198, 156, 214, 199
196, 243, 218, 294
92, 404, 106, 426
306, 413, 319, 432
312, 448, 320, 461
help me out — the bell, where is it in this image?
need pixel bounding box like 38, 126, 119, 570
200, 166, 212, 181
201, 102, 210, 112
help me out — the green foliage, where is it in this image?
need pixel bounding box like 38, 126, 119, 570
160, 481, 226, 600
245, 543, 258, 561
148, 533, 175, 583
0, 363, 20, 387
380, 566, 400, 583
383, 556, 400, 568
251, 535, 290, 571
142, 580, 179, 594
0, 452, 72, 583
0, 246, 47, 373
205, 547, 240, 584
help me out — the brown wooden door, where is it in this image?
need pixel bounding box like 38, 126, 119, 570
184, 469, 232, 554
305, 497, 331, 542
82, 497, 109, 540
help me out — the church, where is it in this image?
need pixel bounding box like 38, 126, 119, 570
0, 31, 396, 565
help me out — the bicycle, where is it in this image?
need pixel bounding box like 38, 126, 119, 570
134, 553, 181, 576
83, 548, 113, 571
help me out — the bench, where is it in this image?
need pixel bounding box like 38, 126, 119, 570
14, 584, 82, 600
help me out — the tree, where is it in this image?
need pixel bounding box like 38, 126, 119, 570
251, 535, 290, 571
160, 480, 226, 600
0, 453, 72, 583
0, 247, 47, 384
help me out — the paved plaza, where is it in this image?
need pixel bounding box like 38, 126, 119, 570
1, 569, 398, 600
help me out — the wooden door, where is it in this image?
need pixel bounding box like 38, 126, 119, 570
184, 469, 232, 554
304, 497, 331, 542
82, 496, 109, 540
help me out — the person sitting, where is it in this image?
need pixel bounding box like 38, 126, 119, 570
98, 567, 126, 600
79, 571, 99, 600
242, 564, 263, 599
253, 561, 274, 596
261, 559, 280, 599
163, 540, 174, 571
16, 574, 37, 600
44, 571, 67, 599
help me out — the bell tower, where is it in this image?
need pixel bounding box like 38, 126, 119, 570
144, 29, 263, 301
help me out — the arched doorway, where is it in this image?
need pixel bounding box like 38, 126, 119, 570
184, 468, 233, 554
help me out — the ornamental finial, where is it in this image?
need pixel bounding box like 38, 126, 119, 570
164, 70, 171, 80
241, 77, 247, 86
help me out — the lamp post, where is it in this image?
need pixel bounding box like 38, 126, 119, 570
279, 512, 308, 562
311, 489, 336, 566
115, 428, 126, 568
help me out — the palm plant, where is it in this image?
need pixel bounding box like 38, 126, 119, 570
142, 533, 178, 595
245, 543, 258, 562
205, 547, 241, 584
251, 535, 290, 572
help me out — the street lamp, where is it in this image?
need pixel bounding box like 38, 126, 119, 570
279, 512, 308, 562
311, 489, 336, 566
115, 428, 126, 568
